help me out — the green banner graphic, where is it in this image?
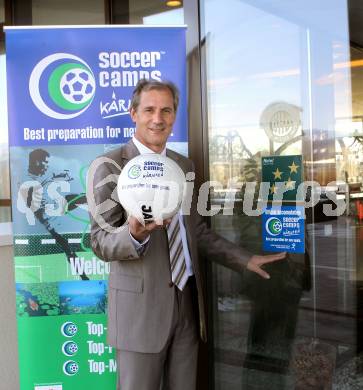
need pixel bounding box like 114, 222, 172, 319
11, 145, 116, 389
6, 25, 187, 389
262, 155, 303, 201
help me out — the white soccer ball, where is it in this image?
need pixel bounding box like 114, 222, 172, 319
117, 154, 186, 223
60, 68, 95, 105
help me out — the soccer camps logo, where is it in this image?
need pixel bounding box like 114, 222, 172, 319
29, 53, 96, 119
62, 341, 79, 357
128, 164, 142, 179
61, 321, 78, 337
63, 360, 79, 376
265, 217, 283, 236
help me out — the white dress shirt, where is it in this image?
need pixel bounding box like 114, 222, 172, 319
128, 137, 194, 277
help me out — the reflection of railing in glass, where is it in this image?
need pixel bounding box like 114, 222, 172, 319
0, 201, 11, 223
209, 102, 304, 189
0, 43, 11, 223
210, 131, 256, 187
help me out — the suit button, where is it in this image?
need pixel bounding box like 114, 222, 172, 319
168, 282, 174, 288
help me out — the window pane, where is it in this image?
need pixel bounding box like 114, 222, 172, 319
129, 0, 184, 25
32, 0, 105, 25
0, 0, 4, 23
201, 0, 363, 389
0, 42, 10, 201
0, 207, 10, 223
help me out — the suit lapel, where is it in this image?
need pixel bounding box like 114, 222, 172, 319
166, 149, 189, 174
124, 139, 189, 174
121, 139, 140, 162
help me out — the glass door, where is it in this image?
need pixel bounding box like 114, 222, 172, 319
200, 0, 363, 388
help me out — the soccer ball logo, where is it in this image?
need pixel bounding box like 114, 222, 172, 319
266, 217, 282, 236
128, 165, 142, 179
62, 341, 79, 356
29, 53, 96, 119
48, 62, 96, 111
61, 321, 78, 337
60, 68, 95, 105
63, 360, 79, 376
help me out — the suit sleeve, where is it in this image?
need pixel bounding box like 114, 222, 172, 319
195, 213, 253, 274
86, 155, 141, 262
186, 160, 253, 273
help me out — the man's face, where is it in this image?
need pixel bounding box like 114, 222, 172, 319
131, 88, 176, 153
38, 156, 49, 175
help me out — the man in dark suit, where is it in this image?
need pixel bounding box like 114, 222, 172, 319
86, 79, 285, 390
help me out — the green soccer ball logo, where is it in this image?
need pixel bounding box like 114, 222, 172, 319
62, 341, 79, 356
128, 165, 142, 179
61, 321, 78, 337
61, 67, 95, 105
63, 360, 79, 376
48, 63, 96, 111
266, 217, 282, 236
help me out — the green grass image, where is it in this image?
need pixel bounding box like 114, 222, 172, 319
16, 282, 60, 317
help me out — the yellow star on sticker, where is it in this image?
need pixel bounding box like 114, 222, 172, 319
285, 177, 296, 190
270, 183, 276, 194
288, 161, 299, 173
272, 168, 283, 180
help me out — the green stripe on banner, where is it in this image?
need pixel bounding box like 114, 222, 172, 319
17, 315, 117, 389
14, 233, 91, 257
15, 252, 110, 283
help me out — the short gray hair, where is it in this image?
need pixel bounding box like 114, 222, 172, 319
130, 79, 179, 112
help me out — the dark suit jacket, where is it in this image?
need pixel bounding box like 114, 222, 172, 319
87, 140, 253, 353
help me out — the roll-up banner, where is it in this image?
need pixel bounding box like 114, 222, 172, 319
5, 25, 187, 390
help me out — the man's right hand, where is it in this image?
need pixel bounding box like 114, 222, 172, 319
128, 216, 172, 242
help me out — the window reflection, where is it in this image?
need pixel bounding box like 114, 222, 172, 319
0, 40, 10, 222
32, 0, 105, 25
143, 8, 184, 25
0, 42, 10, 201
202, 0, 363, 389
128, 0, 184, 25
0, 0, 4, 23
